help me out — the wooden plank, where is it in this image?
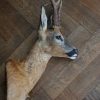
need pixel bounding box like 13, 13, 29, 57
83, 81, 100, 100
81, 0, 100, 17
9, 31, 37, 60
0, 0, 33, 39
95, 84, 100, 93
55, 88, 78, 100
0, 82, 6, 100
29, 88, 51, 100
56, 55, 100, 100
0, 0, 33, 64
63, 55, 100, 100
63, 0, 100, 33
67, 26, 92, 48
8, 0, 40, 29
83, 90, 100, 100
61, 12, 80, 37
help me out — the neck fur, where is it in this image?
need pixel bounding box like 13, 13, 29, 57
24, 41, 51, 89
25, 41, 51, 73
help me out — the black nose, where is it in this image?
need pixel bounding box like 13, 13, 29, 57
66, 49, 78, 57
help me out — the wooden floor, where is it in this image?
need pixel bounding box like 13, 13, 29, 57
0, 0, 100, 100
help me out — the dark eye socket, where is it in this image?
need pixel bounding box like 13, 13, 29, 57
55, 35, 63, 41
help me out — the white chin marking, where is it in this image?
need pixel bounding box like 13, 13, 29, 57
73, 54, 77, 57
69, 56, 77, 60
69, 54, 77, 60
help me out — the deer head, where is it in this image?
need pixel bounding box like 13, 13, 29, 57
38, 0, 78, 60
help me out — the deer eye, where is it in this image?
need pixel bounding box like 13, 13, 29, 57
55, 35, 63, 41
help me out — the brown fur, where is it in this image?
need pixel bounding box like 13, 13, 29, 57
6, 42, 52, 100
6, 2, 77, 100
6, 29, 70, 100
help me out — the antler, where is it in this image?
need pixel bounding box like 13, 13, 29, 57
51, 0, 62, 27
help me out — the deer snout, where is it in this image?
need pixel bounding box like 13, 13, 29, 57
65, 49, 78, 60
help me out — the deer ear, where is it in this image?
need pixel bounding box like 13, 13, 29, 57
40, 6, 47, 31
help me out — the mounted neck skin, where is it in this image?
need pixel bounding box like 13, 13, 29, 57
24, 41, 51, 86
7, 41, 51, 100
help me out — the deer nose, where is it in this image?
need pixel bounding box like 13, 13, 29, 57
66, 49, 78, 60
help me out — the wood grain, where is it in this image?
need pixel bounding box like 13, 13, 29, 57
81, 0, 100, 17
63, 0, 100, 33
8, 0, 40, 29
56, 55, 100, 100
0, 0, 100, 100
0, 0, 33, 64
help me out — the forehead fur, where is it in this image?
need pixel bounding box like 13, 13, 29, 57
46, 28, 62, 36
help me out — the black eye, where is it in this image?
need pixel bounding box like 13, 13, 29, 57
55, 35, 63, 41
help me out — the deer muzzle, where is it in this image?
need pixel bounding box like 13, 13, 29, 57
65, 49, 78, 60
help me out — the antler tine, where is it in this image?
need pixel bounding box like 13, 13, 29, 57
51, 0, 62, 27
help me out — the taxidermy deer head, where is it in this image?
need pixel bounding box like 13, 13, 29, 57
39, 0, 78, 59
6, 1, 78, 100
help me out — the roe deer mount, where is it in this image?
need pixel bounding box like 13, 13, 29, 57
6, 0, 78, 100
